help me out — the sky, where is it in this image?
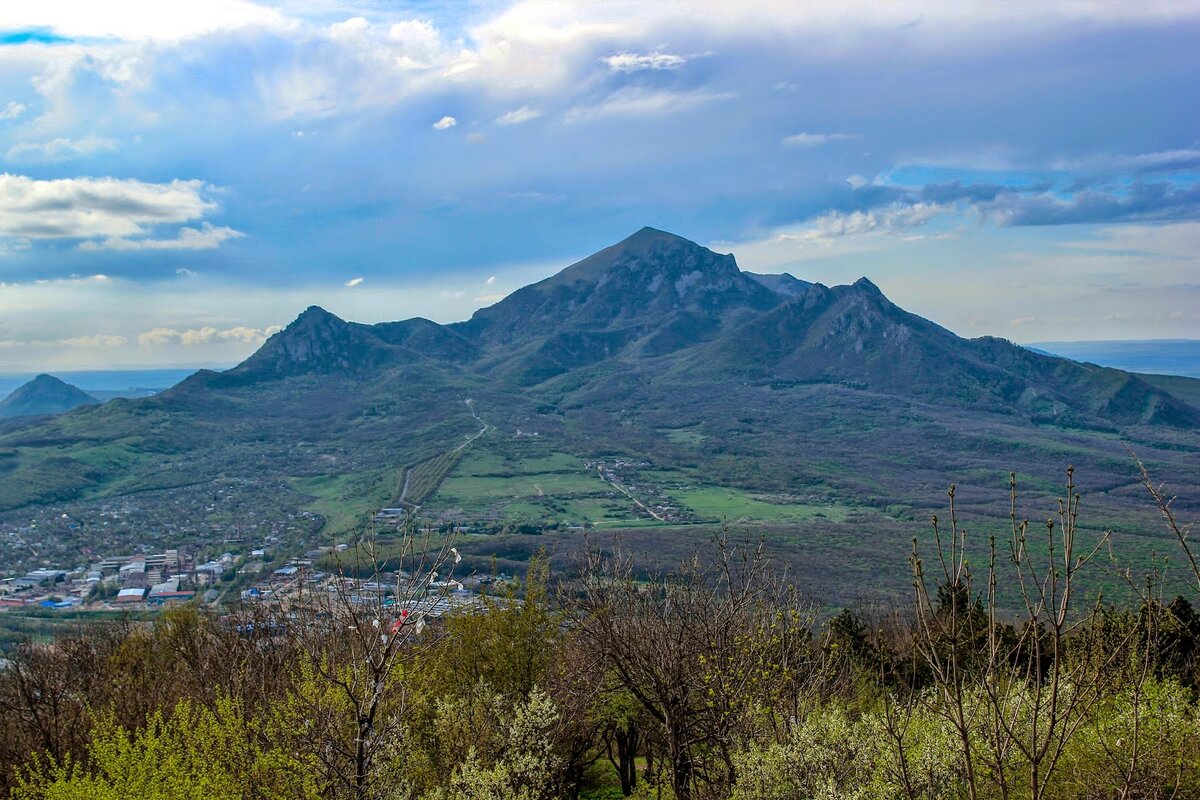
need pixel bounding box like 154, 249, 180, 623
0, 0, 1197, 370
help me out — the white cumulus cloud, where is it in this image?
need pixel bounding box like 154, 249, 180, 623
603, 52, 687, 72
138, 325, 281, 347
803, 203, 947, 238
0, 174, 216, 240
432, 115, 457, 130
0, 101, 26, 121
345, 277, 364, 287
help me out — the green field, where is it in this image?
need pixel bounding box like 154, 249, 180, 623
423, 438, 857, 530
671, 486, 851, 523
291, 468, 403, 535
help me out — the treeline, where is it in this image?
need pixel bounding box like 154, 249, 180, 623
2, 467, 1200, 799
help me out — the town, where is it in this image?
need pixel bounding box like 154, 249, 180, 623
1, 533, 495, 619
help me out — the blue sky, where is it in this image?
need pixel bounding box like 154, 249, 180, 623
0, 0, 1197, 369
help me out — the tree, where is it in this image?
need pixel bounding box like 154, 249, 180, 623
269, 522, 460, 800
12, 696, 316, 800
564, 533, 817, 800
910, 470, 1129, 800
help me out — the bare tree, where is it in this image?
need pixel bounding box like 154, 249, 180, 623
1129, 446, 1200, 591
911, 468, 1129, 800
269, 520, 460, 800
563, 533, 818, 800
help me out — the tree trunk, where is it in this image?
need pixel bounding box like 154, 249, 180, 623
671, 739, 693, 800
614, 726, 640, 796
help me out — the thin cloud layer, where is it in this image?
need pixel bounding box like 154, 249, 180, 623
782, 133, 860, 148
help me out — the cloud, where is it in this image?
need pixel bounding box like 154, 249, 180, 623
918, 181, 1009, 203
0, 236, 32, 252
0, 0, 281, 42
0, 101, 26, 120
6, 136, 118, 163
465, 132, 486, 143
1049, 148, 1200, 176
345, 277, 364, 287
803, 203, 948, 239
603, 52, 687, 72
135, 327, 181, 346
495, 106, 542, 125
137, 325, 280, 347
60, 333, 127, 347
781, 132, 859, 148
388, 19, 443, 69
986, 182, 1200, 227
79, 222, 244, 251
564, 88, 735, 122
821, 174, 1200, 236
485, 275, 496, 285
432, 115, 457, 130
0, 174, 216, 240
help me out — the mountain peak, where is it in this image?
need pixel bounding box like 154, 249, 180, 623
458, 226, 781, 346
294, 305, 344, 326
619, 226, 696, 248
549, 227, 731, 287
232, 305, 378, 377
852, 277, 883, 295
0, 374, 98, 418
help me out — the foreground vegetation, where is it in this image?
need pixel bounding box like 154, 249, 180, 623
2, 465, 1199, 799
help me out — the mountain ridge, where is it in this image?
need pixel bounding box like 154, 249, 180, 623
230, 228, 1197, 428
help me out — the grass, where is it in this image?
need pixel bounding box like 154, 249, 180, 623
439, 470, 600, 501
404, 449, 465, 506
291, 468, 403, 536
664, 427, 706, 445
672, 486, 851, 523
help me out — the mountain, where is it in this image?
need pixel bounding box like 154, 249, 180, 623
458, 227, 780, 345
684, 278, 1198, 427
0, 374, 99, 418
1, 228, 1198, 598
453, 227, 783, 383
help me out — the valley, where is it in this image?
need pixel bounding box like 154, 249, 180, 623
1, 228, 1198, 605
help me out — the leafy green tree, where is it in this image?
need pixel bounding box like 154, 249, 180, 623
13, 697, 317, 800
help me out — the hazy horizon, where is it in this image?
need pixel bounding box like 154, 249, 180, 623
1, 329, 1197, 383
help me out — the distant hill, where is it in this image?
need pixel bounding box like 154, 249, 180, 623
0, 374, 98, 418
1, 228, 1198, 597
